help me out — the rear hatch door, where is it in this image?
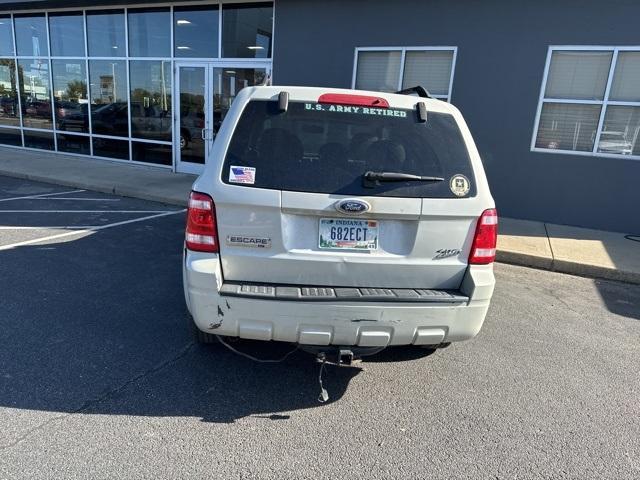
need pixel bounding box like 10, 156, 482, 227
213, 92, 483, 290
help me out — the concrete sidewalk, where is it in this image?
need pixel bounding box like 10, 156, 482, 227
1, 146, 639, 285
0, 146, 195, 206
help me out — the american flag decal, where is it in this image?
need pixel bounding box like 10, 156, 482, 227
229, 165, 256, 184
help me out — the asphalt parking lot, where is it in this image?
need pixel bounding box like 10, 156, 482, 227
0, 175, 639, 479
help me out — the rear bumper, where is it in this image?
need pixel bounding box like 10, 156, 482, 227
183, 251, 495, 347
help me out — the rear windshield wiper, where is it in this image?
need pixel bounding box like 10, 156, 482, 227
363, 171, 444, 188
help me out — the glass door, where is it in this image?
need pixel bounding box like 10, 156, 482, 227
175, 64, 207, 174
175, 62, 270, 174
211, 67, 269, 140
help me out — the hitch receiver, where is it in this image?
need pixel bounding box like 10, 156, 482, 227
338, 349, 354, 366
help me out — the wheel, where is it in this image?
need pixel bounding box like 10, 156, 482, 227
188, 315, 218, 344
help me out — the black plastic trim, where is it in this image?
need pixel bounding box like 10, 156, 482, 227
219, 282, 468, 303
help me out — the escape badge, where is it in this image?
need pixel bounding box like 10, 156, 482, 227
449, 174, 470, 197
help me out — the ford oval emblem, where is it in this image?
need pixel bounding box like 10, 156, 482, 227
335, 198, 371, 215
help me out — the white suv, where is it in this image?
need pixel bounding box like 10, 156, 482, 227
183, 86, 497, 355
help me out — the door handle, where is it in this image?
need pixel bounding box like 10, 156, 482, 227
201, 128, 207, 140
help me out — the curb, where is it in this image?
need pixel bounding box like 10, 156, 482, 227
0, 168, 188, 207
497, 251, 640, 286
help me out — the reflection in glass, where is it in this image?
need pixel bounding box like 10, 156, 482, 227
128, 8, 171, 57
93, 137, 129, 159
222, 3, 273, 58
178, 66, 205, 164
544, 51, 612, 101
0, 16, 14, 56
18, 58, 52, 129
174, 6, 219, 58
87, 10, 125, 57
597, 106, 640, 156
24, 130, 54, 150
89, 60, 128, 137
0, 59, 20, 127
132, 141, 172, 165
355, 51, 401, 92
14, 14, 49, 57
129, 60, 172, 141
52, 60, 88, 133
49, 13, 85, 57
535, 103, 601, 152
0, 127, 22, 146
213, 68, 266, 135
57, 133, 90, 155
609, 52, 640, 103
402, 50, 454, 97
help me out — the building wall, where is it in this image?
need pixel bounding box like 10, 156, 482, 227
273, 0, 640, 233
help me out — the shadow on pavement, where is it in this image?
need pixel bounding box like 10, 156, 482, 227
593, 278, 640, 321
0, 213, 361, 424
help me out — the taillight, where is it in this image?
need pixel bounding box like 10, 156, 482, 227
469, 208, 498, 264
185, 191, 218, 253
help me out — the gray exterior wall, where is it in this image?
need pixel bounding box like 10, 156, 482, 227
273, 0, 640, 233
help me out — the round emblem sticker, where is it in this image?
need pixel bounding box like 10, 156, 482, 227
450, 175, 470, 197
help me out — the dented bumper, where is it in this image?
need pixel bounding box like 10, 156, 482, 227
183, 251, 495, 347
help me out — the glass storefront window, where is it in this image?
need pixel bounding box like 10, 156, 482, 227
52, 60, 88, 133
57, 133, 90, 155
49, 13, 85, 57
0, 59, 20, 127
213, 67, 266, 134
222, 3, 272, 58
0, 16, 14, 56
3, 4, 274, 168
129, 60, 172, 142
0, 127, 22, 146
24, 129, 54, 150
93, 136, 129, 159
14, 14, 49, 57
87, 10, 125, 58
132, 141, 171, 165
89, 60, 128, 137
174, 6, 219, 58
18, 58, 52, 129
128, 8, 171, 57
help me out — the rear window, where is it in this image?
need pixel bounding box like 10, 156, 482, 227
221, 100, 476, 198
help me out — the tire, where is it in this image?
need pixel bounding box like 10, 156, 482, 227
188, 315, 218, 344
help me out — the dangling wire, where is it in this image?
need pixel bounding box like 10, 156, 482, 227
216, 335, 299, 363
317, 354, 329, 403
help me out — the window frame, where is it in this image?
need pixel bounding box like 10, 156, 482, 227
351, 46, 458, 102
0, 0, 275, 170
531, 45, 640, 161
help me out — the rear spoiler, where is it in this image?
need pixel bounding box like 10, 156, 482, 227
396, 86, 431, 99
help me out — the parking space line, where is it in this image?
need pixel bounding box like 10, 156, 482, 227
29, 198, 120, 201
0, 210, 176, 213
0, 189, 86, 202
0, 209, 186, 252
0, 226, 102, 230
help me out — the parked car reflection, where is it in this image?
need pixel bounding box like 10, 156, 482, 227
81, 100, 193, 148
598, 131, 633, 155
56, 101, 88, 133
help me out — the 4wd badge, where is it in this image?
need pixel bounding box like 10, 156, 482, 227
450, 175, 470, 197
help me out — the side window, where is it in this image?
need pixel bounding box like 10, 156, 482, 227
353, 47, 456, 101
533, 48, 640, 158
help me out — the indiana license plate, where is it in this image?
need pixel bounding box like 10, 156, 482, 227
318, 218, 378, 250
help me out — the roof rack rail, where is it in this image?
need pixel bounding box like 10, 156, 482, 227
396, 86, 432, 98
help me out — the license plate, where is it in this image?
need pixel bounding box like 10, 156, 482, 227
318, 218, 378, 250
